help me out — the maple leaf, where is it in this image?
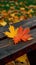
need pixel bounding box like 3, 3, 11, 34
4, 26, 18, 38
13, 27, 32, 44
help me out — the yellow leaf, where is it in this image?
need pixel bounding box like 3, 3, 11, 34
4, 26, 18, 38
15, 54, 28, 62
0, 20, 7, 26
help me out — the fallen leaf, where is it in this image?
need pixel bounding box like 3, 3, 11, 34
0, 20, 7, 26
4, 25, 18, 38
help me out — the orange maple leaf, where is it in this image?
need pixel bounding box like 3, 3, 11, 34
13, 27, 32, 44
